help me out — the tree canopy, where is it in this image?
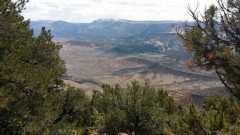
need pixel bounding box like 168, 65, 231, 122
0, 0, 67, 134
179, 0, 240, 97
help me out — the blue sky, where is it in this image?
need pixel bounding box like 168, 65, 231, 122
23, 0, 217, 23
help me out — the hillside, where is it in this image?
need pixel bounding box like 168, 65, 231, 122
31, 19, 224, 101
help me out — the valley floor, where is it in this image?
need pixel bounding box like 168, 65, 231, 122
60, 43, 227, 104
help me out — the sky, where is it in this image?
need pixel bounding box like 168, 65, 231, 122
23, 0, 217, 23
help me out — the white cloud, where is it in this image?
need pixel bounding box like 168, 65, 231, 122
23, 0, 217, 22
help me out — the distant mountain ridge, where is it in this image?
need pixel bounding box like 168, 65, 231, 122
31, 19, 183, 40
31, 19, 187, 57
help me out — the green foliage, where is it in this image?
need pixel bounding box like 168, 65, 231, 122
179, 0, 240, 97
169, 97, 240, 135
92, 81, 176, 135
0, 0, 67, 134
2, 0, 240, 135
87, 83, 240, 135
47, 86, 91, 135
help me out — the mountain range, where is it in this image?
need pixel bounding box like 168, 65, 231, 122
30, 19, 221, 97
31, 19, 188, 57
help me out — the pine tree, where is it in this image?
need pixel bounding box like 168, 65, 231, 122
179, 0, 240, 97
0, 0, 66, 134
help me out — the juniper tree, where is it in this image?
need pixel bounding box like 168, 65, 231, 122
0, 0, 67, 134
179, 0, 240, 97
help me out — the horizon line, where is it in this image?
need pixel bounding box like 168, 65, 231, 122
29, 18, 191, 23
